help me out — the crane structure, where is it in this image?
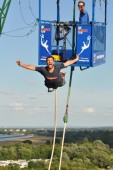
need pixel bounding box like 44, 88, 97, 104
0, 0, 11, 35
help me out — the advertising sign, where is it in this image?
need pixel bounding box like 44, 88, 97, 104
76, 24, 92, 67
93, 51, 106, 66
38, 23, 52, 65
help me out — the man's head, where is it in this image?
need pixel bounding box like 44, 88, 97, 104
78, 1, 85, 13
46, 56, 55, 69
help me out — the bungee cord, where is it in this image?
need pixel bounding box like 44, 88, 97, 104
58, 1, 76, 169
48, 89, 57, 170
48, 1, 76, 169
58, 66, 74, 170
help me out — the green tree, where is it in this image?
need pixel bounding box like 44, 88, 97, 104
92, 151, 111, 168
7, 163, 20, 170
28, 160, 45, 169
8, 147, 17, 160
62, 152, 70, 161
23, 140, 32, 144
17, 147, 32, 160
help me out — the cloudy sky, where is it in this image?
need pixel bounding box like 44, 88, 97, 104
0, 0, 113, 128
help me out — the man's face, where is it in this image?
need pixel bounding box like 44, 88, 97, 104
78, 2, 85, 13
46, 58, 54, 69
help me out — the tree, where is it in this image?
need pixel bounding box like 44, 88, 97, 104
7, 163, 20, 170
92, 151, 111, 168
62, 152, 70, 161
23, 140, 32, 144
17, 147, 32, 160
28, 160, 45, 169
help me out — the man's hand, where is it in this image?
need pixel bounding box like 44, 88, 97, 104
76, 54, 79, 61
16, 60, 22, 66
16, 60, 36, 70
64, 54, 79, 67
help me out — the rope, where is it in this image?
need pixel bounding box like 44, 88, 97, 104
58, 1, 76, 169
58, 122, 66, 170
58, 67, 74, 170
48, 89, 57, 170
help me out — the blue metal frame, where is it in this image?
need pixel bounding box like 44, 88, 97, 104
38, 0, 107, 68
38, 0, 41, 65
91, 0, 107, 67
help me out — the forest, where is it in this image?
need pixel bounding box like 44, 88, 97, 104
0, 127, 113, 170
0, 139, 113, 169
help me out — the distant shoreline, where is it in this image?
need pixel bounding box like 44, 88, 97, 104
0, 126, 113, 129
0, 134, 34, 142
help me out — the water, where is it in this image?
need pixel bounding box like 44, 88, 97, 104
0, 134, 33, 141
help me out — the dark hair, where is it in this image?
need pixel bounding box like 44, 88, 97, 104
78, 1, 85, 6
46, 56, 54, 61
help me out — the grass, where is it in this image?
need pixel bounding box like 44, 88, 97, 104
0, 136, 53, 145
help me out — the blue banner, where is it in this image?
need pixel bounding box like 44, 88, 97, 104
93, 51, 106, 66
76, 24, 92, 67
38, 23, 52, 65
93, 24, 106, 66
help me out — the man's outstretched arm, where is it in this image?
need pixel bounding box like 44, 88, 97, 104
64, 54, 79, 67
16, 60, 36, 70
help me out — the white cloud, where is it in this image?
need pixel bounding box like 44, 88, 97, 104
27, 80, 36, 84
8, 102, 26, 111
34, 106, 48, 111
0, 91, 14, 96
107, 106, 113, 112
83, 107, 96, 114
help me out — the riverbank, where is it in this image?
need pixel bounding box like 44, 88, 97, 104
0, 134, 34, 142
0, 135, 53, 145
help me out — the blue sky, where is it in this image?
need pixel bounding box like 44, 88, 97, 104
0, 0, 113, 128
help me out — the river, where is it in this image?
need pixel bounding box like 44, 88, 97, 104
0, 134, 34, 141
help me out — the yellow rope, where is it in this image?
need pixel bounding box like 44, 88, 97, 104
48, 89, 57, 170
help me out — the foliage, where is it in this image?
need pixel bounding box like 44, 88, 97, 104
0, 128, 113, 169
23, 140, 32, 145
0, 139, 112, 169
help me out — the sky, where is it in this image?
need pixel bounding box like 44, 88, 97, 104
0, 0, 113, 128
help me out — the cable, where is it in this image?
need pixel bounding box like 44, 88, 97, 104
48, 89, 57, 170
28, 0, 37, 20
19, 0, 36, 26
1, 0, 38, 38
1, 22, 37, 37
66, 37, 72, 48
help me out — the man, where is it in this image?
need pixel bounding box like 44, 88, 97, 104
78, 1, 89, 23
16, 55, 79, 91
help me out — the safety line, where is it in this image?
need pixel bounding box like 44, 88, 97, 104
58, 0, 76, 169
48, 89, 57, 170
58, 122, 66, 170
58, 67, 74, 170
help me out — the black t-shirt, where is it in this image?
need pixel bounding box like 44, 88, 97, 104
35, 63, 65, 88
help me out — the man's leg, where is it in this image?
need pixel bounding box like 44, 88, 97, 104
60, 71, 66, 86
